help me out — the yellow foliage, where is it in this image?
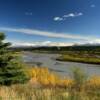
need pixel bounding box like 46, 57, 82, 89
87, 76, 100, 87
59, 79, 73, 87
28, 67, 73, 87
27, 67, 100, 88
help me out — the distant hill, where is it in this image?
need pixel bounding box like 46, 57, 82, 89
9, 44, 100, 52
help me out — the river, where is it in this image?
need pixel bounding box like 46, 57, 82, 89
22, 52, 100, 77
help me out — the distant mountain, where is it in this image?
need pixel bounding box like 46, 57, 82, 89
73, 43, 100, 46
10, 42, 100, 48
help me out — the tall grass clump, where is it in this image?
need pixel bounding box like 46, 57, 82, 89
72, 67, 87, 90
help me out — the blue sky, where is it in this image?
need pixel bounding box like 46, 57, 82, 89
0, 0, 100, 46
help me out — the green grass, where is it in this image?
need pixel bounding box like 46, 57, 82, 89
57, 54, 100, 64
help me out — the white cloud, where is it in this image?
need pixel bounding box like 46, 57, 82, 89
90, 39, 100, 44
54, 12, 83, 21
8, 39, 100, 47
10, 41, 74, 47
54, 17, 64, 21
63, 12, 83, 18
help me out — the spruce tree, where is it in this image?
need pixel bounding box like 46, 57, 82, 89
0, 33, 28, 85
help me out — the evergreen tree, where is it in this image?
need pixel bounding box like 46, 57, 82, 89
0, 33, 28, 85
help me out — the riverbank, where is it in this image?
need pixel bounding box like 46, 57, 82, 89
21, 52, 100, 77
26, 51, 100, 65
56, 54, 100, 65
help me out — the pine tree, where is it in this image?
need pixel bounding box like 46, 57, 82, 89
0, 33, 28, 85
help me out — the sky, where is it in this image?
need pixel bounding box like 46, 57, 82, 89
0, 0, 100, 46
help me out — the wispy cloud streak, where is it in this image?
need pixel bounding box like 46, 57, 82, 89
0, 27, 99, 42
0, 27, 88, 40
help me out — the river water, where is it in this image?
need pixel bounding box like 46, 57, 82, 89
22, 52, 100, 77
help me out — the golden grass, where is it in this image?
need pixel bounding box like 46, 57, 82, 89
0, 67, 100, 100
26, 67, 100, 89
27, 67, 73, 87
0, 84, 69, 100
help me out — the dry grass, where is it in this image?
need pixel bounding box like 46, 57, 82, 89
0, 67, 100, 100
0, 84, 69, 100
27, 67, 73, 87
